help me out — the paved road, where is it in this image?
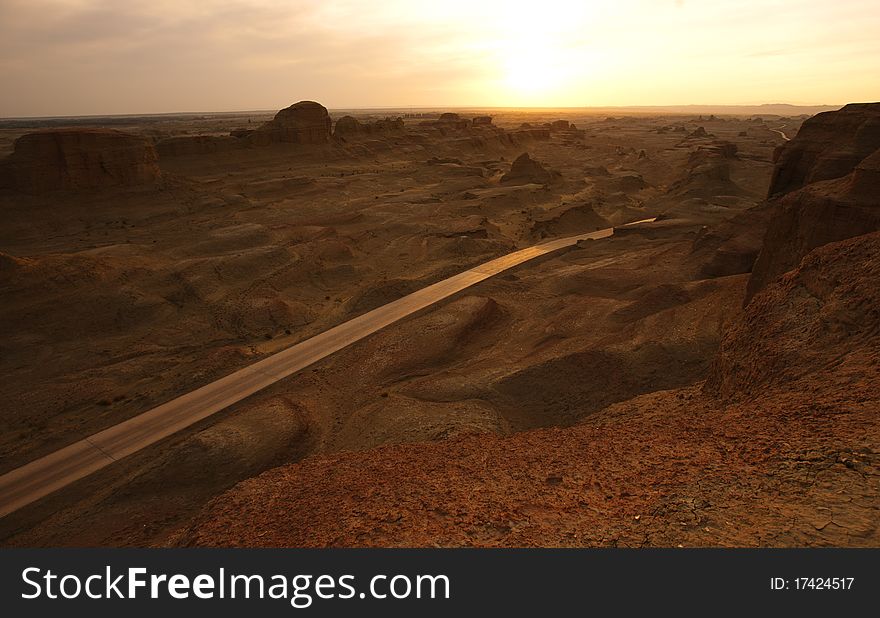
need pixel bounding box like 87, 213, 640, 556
770, 125, 791, 141
0, 218, 654, 518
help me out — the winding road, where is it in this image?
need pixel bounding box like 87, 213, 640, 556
0, 218, 654, 518
770, 125, 791, 141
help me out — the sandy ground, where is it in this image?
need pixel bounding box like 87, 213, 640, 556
0, 109, 798, 545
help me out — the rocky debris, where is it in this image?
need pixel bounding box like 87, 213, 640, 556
688, 126, 709, 138
0, 129, 160, 193
248, 101, 331, 145
767, 102, 880, 198
708, 231, 880, 399
500, 153, 561, 185
747, 104, 880, 301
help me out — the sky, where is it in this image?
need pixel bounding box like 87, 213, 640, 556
0, 0, 878, 117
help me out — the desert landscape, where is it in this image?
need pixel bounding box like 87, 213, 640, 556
0, 97, 876, 547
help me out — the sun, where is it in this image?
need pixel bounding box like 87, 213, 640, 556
492, 1, 594, 103
503, 43, 567, 97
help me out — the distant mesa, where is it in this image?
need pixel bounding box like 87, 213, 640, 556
438, 112, 461, 122
550, 120, 570, 131
767, 102, 880, 198
333, 115, 362, 137
0, 128, 160, 193
687, 126, 710, 138
500, 152, 561, 185
250, 100, 332, 145
333, 115, 404, 139
472, 115, 493, 127
156, 101, 333, 156
747, 102, 880, 301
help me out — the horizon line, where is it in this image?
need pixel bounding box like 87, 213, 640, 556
0, 102, 849, 122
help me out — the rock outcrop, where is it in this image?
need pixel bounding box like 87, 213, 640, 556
249, 101, 331, 145
500, 152, 560, 185
767, 102, 880, 198
0, 129, 160, 193
333, 115, 404, 138
666, 146, 738, 199
333, 115, 362, 137
746, 103, 880, 301
707, 231, 880, 399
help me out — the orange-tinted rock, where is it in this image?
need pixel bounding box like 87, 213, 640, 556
250, 101, 331, 145
334, 115, 403, 139
746, 104, 880, 301
746, 161, 880, 301
0, 129, 160, 193
333, 115, 362, 137
500, 152, 560, 185
708, 231, 880, 399
767, 102, 880, 198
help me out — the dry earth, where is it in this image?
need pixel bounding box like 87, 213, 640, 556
4, 104, 859, 547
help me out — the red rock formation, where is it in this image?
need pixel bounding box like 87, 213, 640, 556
0, 129, 160, 193
500, 152, 560, 185
767, 102, 880, 198
747, 104, 880, 301
333, 115, 362, 137
334, 115, 404, 139
249, 101, 331, 145
708, 231, 880, 399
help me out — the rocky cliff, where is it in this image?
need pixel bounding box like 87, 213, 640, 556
0, 129, 160, 193
767, 102, 880, 198
746, 103, 880, 301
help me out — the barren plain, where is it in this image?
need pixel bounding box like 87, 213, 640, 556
1, 102, 876, 547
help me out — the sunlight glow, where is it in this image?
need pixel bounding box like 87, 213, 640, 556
1, 0, 878, 115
